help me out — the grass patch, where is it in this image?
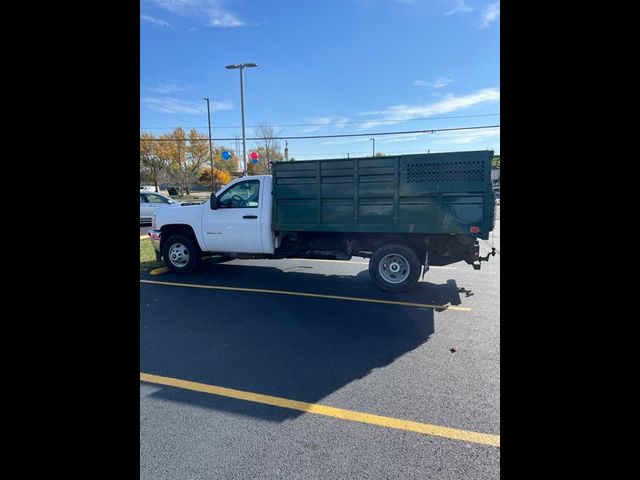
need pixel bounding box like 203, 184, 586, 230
140, 237, 164, 272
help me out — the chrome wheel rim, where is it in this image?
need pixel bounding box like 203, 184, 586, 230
378, 253, 410, 284
168, 243, 190, 268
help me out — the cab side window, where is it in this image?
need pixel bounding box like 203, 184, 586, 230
218, 180, 260, 208
147, 194, 170, 204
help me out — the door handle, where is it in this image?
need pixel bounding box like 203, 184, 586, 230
243, 215, 258, 219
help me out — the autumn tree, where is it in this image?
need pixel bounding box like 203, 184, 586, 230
198, 145, 239, 189
199, 167, 233, 189
140, 132, 168, 192
213, 146, 239, 174
159, 128, 210, 195
184, 128, 209, 193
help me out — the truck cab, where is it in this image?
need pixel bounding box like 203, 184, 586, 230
149, 176, 276, 270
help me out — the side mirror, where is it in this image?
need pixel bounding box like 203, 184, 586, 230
210, 194, 218, 210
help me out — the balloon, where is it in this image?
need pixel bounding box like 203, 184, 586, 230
250, 151, 259, 160
221, 150, 231, 160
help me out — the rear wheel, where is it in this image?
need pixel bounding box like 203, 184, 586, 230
369, 243, 421, 292
162, 235, 201, 273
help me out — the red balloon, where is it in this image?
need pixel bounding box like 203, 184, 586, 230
250, 151, 259, 160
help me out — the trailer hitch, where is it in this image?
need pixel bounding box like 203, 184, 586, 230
472, 247, 496, 270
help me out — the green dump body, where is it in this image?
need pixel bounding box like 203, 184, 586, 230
271, 150, 495, 240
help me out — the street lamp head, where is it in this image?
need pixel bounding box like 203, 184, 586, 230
203, 97, 209, 101
225, 64, 240, 69
243, 63, 258, 68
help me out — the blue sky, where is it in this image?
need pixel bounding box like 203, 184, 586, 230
140, 0, 500, 160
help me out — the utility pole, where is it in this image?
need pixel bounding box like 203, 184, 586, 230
203, 97, 215, 192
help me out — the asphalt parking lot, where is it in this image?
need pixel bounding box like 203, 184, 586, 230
140, 208, 500, 479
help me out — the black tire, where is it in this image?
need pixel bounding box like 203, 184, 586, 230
369, 243, 421, 292
162, 235, 201, 273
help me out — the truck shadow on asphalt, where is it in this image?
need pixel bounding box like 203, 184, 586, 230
177, 259, 469, 307
140, 265, 469, 422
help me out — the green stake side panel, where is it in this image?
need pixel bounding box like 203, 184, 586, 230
272, 150, 495, 239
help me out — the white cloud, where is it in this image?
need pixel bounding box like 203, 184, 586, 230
143, 97, 232, 114
146, 83, 187, 94
433, 76, 454, 88
378, 133, 431, 144
480, 2, 499, 28
446, 0, 473, 15
209, 100, 233, 111
413, 76, 454, 88
319, 128, 499, 153
431, 127, 500, 144
154, 0, 245, 28
301, 116, 349, 133
140, 15, 172, 28
357, 87, 500, 129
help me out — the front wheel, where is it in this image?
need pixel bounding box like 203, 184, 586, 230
369, 244, 421, 292
162, 235, 201, 273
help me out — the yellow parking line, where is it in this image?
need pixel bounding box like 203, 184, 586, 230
140, 372, 499, 447
149, 267, 169, 275
148, 257, 211, 276
140, 279, 471, 311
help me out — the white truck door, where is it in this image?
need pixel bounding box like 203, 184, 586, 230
201, 178, 264, 253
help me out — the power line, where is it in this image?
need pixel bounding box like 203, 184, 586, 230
145, 124, 500, 142
139, 113, 500, 131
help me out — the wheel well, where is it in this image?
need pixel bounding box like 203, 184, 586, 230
160, 224, 200, 253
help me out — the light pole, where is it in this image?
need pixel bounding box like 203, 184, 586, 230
225, 63, 257, 176
370, 138, 375, 156
203, 97, 215, 192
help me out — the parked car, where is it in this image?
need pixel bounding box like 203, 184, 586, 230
140, 191, 179, 224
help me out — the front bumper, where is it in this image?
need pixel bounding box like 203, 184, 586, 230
148, 230, 162, 260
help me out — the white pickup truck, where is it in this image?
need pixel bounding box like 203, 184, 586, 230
149, 175, 278, 272
149, 152, 496, 292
